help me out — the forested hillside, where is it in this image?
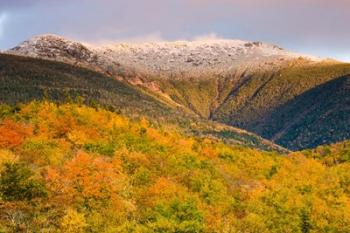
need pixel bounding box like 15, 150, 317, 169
0, 101, 349, 232
212, 62, 350, 149
143, 61, 350, 150
0, 53, 283, 151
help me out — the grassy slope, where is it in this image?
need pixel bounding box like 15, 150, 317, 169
0, 53, 284, 152
157, 74, 239, 118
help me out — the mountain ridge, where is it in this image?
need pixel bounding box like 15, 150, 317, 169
8, 34, 323, 77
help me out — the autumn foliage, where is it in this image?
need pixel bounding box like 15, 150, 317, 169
0, 119, 32, 149
0, 101, 349, 232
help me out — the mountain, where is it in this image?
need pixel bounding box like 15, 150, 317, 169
1, 35, 350, 232
0, 53, 285, 152
7, 34, 350, 150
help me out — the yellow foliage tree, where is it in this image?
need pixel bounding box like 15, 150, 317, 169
60, 208, 87, 233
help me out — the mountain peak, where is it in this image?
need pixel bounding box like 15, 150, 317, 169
10, 34, 94, 62
13, 34, 70, 49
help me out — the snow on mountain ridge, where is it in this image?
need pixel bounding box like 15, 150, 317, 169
8, 34, 322, 77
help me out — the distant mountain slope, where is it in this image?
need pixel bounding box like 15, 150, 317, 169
212, 62, 350, 149
260, 74, 350, 150
7, 34, 350, 150
0, 53, 286, 152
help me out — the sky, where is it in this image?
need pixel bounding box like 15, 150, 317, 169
0, 0, 349, 61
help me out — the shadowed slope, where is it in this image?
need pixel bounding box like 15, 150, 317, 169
262, 75, 350, 150
212, 62, 350, 149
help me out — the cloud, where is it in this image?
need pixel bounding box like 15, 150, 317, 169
0, 0, 39, 9
82, 32, 165, 46
118, 32, 165, 43
0, 13, 7, 39
0, 0, 73, 10
190, 0, 350, 7
193, 33, 223, 41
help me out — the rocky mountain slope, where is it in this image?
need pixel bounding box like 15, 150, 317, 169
7, 34, 350, 150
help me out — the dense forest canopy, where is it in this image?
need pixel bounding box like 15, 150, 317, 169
0, 101, 349, 232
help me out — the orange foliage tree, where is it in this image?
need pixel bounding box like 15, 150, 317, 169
0, 119, 33, 149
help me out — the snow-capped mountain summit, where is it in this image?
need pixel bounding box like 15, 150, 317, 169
10, 34, 96, 63
8, 34, 321, 78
